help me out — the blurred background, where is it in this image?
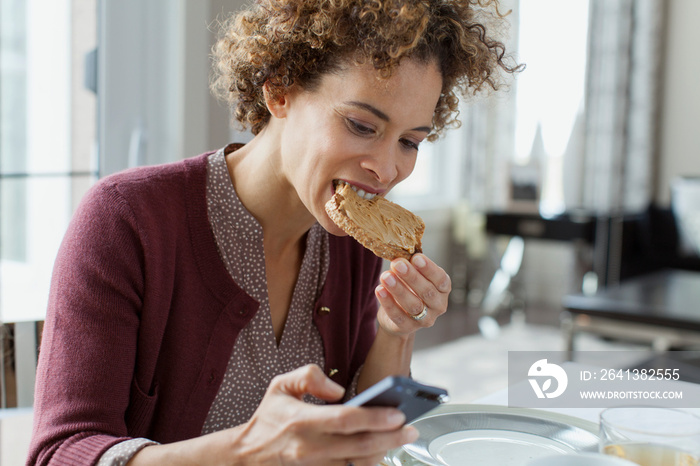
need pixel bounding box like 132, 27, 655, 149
2, 0, 700, 462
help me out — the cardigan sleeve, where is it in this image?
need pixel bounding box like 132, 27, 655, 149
28, 180, 148, 465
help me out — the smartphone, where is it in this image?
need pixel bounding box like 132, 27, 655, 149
344, 376, 448, 423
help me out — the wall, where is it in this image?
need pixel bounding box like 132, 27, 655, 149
657, 0, 700, 205
207, 0, 255, 150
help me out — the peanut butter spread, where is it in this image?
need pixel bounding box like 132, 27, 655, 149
325, 182, 424, 260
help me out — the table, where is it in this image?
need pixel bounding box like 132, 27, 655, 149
563, 269, 700, 357
480, 211, 598, 332
485, 211, 597, 243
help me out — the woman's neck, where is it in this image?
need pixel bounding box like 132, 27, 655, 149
225, 129, 316, 257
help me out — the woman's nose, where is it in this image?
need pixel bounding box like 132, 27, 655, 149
360, 148, 399, 186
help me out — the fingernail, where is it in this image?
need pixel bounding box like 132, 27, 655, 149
376, 286, 388, 298
326, 378, 345, 396
395, 260, 408, 275
333, 386, 346, 397
412, 255, 427, 268
382, 271, 397, 287
404, 426, 419, 442
388, 410, 406, 425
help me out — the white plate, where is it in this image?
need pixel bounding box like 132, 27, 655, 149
383, 404, 599, 466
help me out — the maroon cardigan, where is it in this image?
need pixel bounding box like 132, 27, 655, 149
27, 152, 383, 465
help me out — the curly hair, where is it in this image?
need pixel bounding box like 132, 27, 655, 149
211, 0, 522, 141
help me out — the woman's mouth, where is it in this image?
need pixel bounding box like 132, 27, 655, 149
333, 180, 378, 200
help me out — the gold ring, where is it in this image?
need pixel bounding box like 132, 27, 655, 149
412, 305, 428, 321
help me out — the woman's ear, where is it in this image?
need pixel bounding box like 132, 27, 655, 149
263, 82, 290, 119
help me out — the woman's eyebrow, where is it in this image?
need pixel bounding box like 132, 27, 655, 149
345, 101, 432, 133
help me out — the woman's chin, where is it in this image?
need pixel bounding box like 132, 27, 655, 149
321, 219, 348, 237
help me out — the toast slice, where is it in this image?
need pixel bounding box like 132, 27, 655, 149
325, 182, 424, 260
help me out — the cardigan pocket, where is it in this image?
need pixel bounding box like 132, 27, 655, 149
125, 378, 159, 438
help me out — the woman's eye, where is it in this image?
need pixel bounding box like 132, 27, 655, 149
346, 119, 375, 136
400, 138, 420, 151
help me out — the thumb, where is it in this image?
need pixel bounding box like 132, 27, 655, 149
271, 364, 345, 402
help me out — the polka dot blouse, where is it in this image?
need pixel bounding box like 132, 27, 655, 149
201, 148, 329, 432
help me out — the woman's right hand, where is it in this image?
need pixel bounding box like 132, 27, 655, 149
129, 364, 417, 465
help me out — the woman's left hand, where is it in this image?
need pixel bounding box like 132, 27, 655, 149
375, 253, 451, 336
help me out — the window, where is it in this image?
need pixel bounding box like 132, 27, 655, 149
390, 121, 467, 210
512, 0, 589, 217
390, 144, 434, 200
0, 0, 97, 324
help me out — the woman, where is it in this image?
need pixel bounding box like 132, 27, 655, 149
27, 0, 518, 464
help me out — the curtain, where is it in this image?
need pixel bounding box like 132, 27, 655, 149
582, 0, 666, 213
583, 0, 666, 284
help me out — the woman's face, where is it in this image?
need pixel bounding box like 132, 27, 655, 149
275, 58, 443, 235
